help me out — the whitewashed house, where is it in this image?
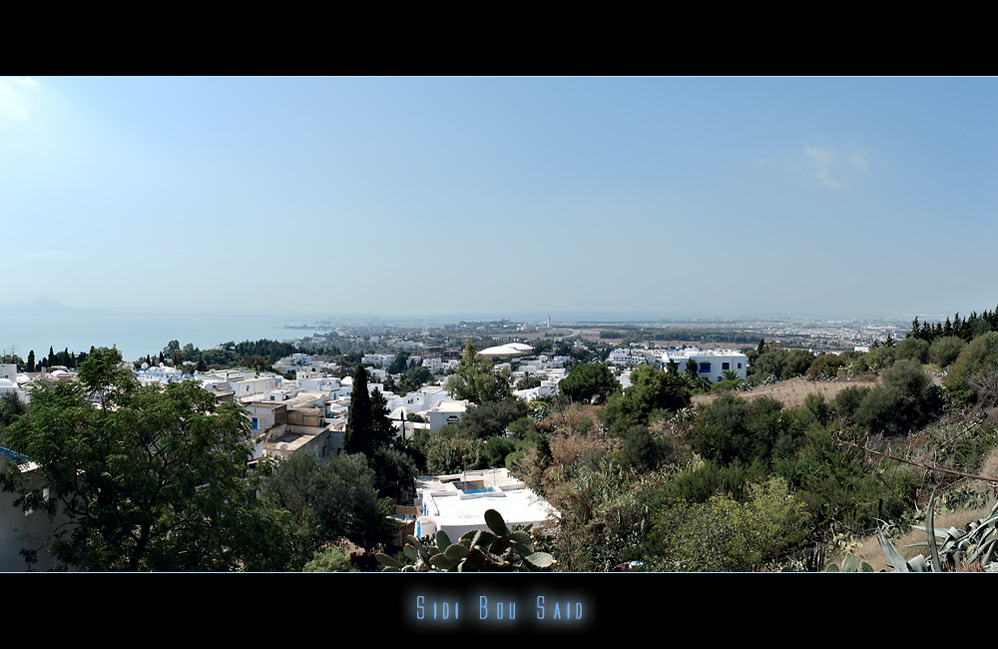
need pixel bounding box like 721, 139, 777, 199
661, 348, 748, 383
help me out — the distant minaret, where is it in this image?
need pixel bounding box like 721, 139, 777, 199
547, 315, 551, 328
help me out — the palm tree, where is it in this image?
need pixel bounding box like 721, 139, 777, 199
721, 369, 742, 383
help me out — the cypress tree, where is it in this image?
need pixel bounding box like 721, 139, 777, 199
369, 387, 396, 450
345, 365, 373, 456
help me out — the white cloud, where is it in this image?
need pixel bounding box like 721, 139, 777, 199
804, 145, 833, 166
0, 76, 38, 124
805, 143, 847, 189
851, 147, 869, 170
801, 141, 873, 189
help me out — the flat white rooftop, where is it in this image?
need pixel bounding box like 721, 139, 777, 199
414, 468, 557, 540
662, 347, 747, 357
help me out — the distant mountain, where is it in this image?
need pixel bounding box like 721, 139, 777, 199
0, 297, 115, 316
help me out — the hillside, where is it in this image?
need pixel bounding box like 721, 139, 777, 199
693, 375, 881, 409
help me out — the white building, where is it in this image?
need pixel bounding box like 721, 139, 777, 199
661, 348, 748, 383
0, 448, 74, 571
362, 353, 396, 368
297, 376, 341, 392
412, 468, 557, 541
0, 364, 18, 384
607, 348, 652, 367
421, 399, 470, 433
0, 363, 28, 403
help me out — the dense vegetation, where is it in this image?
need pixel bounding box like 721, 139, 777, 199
5, 305, 998, 572
0, 349, 409, 572
908, 306, 998, 344
435, 308, 998, 572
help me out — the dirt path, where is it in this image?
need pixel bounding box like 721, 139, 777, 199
693, 375, 882, 409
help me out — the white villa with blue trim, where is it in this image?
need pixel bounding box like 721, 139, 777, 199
661, 348, 749, 383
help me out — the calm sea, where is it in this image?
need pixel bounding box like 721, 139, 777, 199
0, 314, 325, 362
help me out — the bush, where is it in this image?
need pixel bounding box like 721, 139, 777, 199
807, 354, 846, 380
709, 379, 742, 393
450, 397, 529, 439
929, 336, 966, 369
866, 345, 896, 371
648, 477, 809, 571
613, 425, 679, 473
655, 459, 762, 504
834, 385, 872, 424
551, 467, 668, 571
690, 394, 793, 466
942, 332, 998, 405
772, 427, 917, 532
258, 452, 399, 552
601, 365, 690, 434
781, 350, 816, 380
854, 360, 942, 435
423, 429, 486, 474
803, 393, 832, 426
482, 435, 518, 468
895, 337, 930, 364
304, 545, 358, 572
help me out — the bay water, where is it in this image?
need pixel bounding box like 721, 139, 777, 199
1, 313, 326, 363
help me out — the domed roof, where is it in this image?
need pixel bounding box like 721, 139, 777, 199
479, 343, 534, 357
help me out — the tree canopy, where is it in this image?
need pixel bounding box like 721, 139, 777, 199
1, 347, 259, 571
600, 365, 691, 434
559, 363, 620, 404
445, 340, 512, 404
257, 452, 398, 558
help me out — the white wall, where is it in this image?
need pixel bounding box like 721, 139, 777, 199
0, 456, 76, 572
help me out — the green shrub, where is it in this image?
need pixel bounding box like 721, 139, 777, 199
866, 344, 897, 371
929, 336, 966, 369
424, 430, 486, 474
601, 365, 690, 434
551, 467, 668, 572
942, 332, 998, 405
834, 385, 872, 424
613, 425, 679, 473
482, 435, 518, 468
655, 459, 762, 504
648, 477, 809, 571
304, 546, 358, 572
772, 427, 916, 532
803, 393, 831, 426
709, 379, 742, 393
895, 337, 930, 364
690, 394, 794, 466
807, 354, 846, 380
854, 360, 942, 435
559, 363, 620, 404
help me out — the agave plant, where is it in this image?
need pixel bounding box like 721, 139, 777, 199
877, 492, 998, 572
377, 508, 556, 572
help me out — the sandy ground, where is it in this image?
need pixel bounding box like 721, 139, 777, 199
693, 375, 882, 409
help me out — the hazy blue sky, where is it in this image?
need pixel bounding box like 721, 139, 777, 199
2, 76, 995, 319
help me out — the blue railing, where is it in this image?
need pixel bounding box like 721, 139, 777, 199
0, 445, 31, 464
